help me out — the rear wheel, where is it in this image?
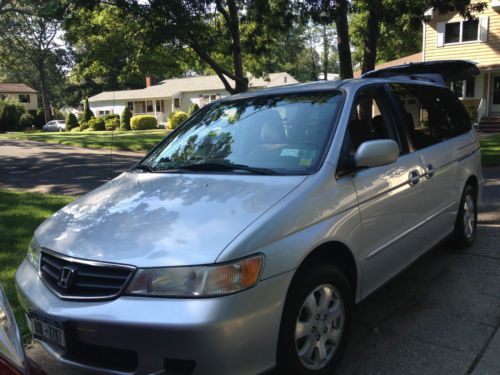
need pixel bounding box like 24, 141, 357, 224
453, 184, 478, 248
276, 264, 352, 374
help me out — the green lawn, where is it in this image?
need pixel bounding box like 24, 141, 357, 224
0, 190, 75, 340
480, 134, 500, 167
0, 129, 170, 153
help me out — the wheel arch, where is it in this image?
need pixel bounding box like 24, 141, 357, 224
465, 175, 479, 196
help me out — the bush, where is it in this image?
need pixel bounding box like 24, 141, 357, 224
19, 113, 35, 129
0, 101, 25, 131
130, 115, 157, 130
105, 117, 120, 130
35, 108, 45, 129
79, 121, 89, 131
167, 111, 188, 130
53, 108, 64, 120
65, 112, 79, 131
88, 117, 105, 131
188, 103, 200, 116
82, 98, 94, 122
70, 127, 80, 132
121, 106, 132, 131
103, 113, 119, 122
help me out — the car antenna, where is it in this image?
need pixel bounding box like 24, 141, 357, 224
108, 90, 116, 180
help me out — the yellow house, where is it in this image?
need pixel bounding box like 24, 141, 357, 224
423, 0, 500, 124
0, 83, 38, 112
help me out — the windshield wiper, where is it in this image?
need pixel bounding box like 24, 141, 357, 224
166, 162, 280, 175
131, 164, 155, 173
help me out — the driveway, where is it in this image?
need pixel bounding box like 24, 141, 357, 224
2, 139, 498, 374
0, 139, 144, 195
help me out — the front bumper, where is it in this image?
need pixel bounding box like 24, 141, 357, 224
16, 259, 294, 375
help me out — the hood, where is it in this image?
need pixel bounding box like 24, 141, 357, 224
35, 172, 306, 267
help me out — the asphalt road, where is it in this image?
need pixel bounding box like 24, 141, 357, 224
0, 139, 144, 195
1, 139, 498, 374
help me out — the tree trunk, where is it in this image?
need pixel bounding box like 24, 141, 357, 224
323, 24, 328, 80
307, 30, 318, 81
226, 0, 247, 93
37, 61, 50, 123
361, 5, 381, 74
334, 0, 353, 79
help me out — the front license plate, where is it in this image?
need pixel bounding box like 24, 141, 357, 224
28, 310, 66, 350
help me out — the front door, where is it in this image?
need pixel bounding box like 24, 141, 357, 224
491, 75, 500, 113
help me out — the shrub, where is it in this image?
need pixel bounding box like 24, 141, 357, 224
188, 103, 200, 116
65, 112, 79, 131
53, 108, 64, 120
19, 113, 35, 129
0, 101, 25, 131
35, 107, 45, 128
79, 121, 89, 130
70, 127, 80, 132
121, 106, 132, 131
167, 111, 188, 130
103, 113, 119, 122
130, 115, 157, 130
82, 98, 94, 122
88, 117, 105, 131
105, 117, 120, 130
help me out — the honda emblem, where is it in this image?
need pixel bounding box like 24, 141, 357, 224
58, 266, 76, 289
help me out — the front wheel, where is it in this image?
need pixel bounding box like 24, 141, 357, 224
452, 184, 478, 248
276, 264, 353, 374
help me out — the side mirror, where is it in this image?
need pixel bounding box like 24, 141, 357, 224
354, 139, 400, 168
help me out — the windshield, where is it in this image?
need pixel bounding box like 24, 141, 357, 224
140, 91, 344, 175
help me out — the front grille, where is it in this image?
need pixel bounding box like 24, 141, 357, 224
40, 251, 135, 300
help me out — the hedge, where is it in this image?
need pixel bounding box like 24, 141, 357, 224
65, 112, 79, 131
130, 115, 157, 130
121, 106, 132, 131
0, 101, 25, 131
167, 111, 188, 130
88, 117, 105, 131
105, 117, 120, 131
19, 113, 35, 129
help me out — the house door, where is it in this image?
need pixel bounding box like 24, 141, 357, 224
491, 75, 500, 113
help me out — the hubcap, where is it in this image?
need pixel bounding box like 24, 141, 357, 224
295, 284, 345, 370
463, 194, 476, 240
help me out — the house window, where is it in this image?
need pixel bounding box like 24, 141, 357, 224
127, 101, 133, 110
174, 98, 180, 108
146, 100, 153, 112
19, 94, 30, 103
450, 77, 475, 98
202, 94, 217, 104
156, 100, 161, 112
98, 110, 110, 117
445, 20, 479, 44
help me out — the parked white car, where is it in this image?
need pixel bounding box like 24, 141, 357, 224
42, 120, 65, 132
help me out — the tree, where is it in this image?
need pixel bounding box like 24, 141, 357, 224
121, 106, 132, 131
0, 2, 66, 122
65, 112, 78, 131
82, 98, 94, 122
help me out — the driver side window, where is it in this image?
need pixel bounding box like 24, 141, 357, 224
337, 87, 402, 176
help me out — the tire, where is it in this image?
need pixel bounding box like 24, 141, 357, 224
276, 264, 353, 374
453, 183, 478, 248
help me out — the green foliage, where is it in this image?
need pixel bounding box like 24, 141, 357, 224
167, 111, 188, 130
19, 113, 35, 129
0, 101, 25, 131
35, 108, 45, 128
103, 113, 119, 122
82, 98, 94, 122
187, 103, 200, 116
79, 121, 89, 130
70, 127, 81, 132
88, 117, 105, 131
65, 112, 79, 131
121, 106, 132, 131
105, 117, 120, 130
130, 115, 157, 130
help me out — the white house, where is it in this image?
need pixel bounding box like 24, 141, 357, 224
0, 83, 38, 112
87, 72, 298, 125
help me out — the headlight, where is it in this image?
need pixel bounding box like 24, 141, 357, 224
125, 255, 263, 297
27, 237, 41, 268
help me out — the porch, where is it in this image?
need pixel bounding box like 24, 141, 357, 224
128, 98, 173, 125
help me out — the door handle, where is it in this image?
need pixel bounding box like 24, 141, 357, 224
426, 164, 434, 178
408, 170, 421, 186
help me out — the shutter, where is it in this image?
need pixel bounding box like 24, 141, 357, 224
479, 16, 489, 42
436, 22, 445, 47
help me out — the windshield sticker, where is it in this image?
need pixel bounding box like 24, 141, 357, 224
299, 159, 312, 166
280, 148, 300, 158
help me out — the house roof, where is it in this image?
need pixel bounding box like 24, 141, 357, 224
88, 72, 296, 102
353, 52, 423, 78
0, 83, 37, 94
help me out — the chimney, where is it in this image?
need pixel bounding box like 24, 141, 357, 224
145, 76, 157, 88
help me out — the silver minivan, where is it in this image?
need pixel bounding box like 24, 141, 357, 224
16, 61, 482, 374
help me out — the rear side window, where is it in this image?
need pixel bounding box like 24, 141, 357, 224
388, 83, 471, 150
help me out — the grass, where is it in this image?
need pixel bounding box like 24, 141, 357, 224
480, 134, 500, 167
0, 189, 75, 341
0, 129, 170, 153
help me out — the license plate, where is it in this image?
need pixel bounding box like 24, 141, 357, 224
28, 310, 66, 350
